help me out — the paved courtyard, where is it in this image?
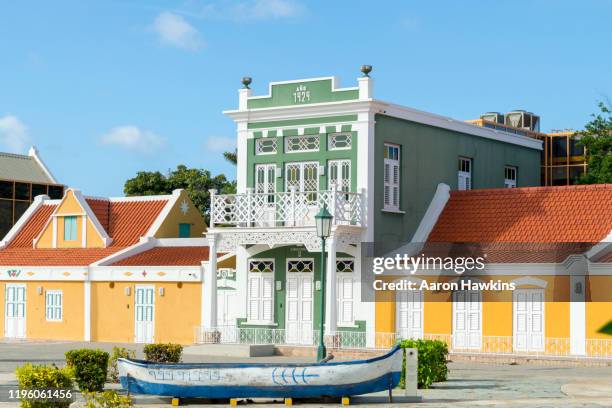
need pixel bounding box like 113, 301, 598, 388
0, 341, 611, 407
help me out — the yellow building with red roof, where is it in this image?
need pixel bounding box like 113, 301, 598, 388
0, 187, 220, 344
375, 183, 612, 357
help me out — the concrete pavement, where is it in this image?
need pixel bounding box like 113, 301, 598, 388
1, 341, 611, 407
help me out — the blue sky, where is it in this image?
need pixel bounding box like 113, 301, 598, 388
1, 0, 610, 196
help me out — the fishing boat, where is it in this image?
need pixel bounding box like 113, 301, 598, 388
117, 345, 403, 399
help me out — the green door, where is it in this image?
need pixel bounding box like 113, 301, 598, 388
179, 223, 191, 238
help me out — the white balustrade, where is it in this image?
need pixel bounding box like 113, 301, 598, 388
210, 188, 364, 228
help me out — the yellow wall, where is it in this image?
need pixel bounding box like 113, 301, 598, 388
27, 281, 84, 340
155, 282, 201, 344
0, 281, 84, 340
91, 281, 201, 344
0, 282, 5, 334
586, 276, 612, 340
374, 274, 572, 340
154, 191, 207, 238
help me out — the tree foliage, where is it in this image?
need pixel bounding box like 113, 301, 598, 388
223, 149, 237, 165
576, 101, 612, 184
124, 165, 236, 221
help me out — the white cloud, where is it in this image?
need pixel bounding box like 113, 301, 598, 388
0, 115, 30, 153
153, 12, 204, 50
231, 0, 305, 20
189, 0, 305, 21
206, 136, 236, 152
100, 126, 165, 154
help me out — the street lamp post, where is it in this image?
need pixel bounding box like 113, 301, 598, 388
315, 204, 333, 362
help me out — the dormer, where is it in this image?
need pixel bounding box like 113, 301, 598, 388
34, 189, 111, 248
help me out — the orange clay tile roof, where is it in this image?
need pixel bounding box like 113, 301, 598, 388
0, 248, 120, 266
105, 199, 168, 247
8, 204, 57, 248
428, 184, 612, 244
0, 197, 169, 266
111, 247, 214, 266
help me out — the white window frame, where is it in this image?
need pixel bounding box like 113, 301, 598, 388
336, 258, 355, 326
255, 138, 278, 155
328, 133, 352, 150
285, 135, 320, 153
247, 259, 275, 325
45, 290, 63, 322
504, 166, 517, 188
383, 143, 400, 211
458, 157, 472, 191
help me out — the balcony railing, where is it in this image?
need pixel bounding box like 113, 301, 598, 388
210, 186, 364, 228
194, 327, 612, 359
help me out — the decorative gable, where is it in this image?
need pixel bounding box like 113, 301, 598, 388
149, 190, 206, 239
34, 189, 111, 249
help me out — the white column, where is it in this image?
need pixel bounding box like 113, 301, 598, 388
325, 236, 337, 335
83, 279, 91, 341
570, 274, 586, 355
203, 235, 218, 330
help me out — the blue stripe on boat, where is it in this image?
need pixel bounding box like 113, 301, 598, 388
120, 372, 401, 398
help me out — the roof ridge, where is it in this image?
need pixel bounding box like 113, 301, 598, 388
0, 151, 32, 159
450, 183, 612, 196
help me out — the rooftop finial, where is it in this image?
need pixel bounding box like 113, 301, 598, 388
241, 77, 252, 89
360, 65, 372, 77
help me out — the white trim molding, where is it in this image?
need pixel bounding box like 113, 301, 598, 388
28, 146, 58, 184
145, 189, 182, 237
411, 183, 451, 243
510, 276, 548, 288
0, 195, 49, 248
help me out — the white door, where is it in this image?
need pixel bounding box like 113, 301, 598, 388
452, 290, 481, 349
513, 289, 545, 352
285, 264, 314, 345
255, 164, 276, 227
328, 160, 351, 193
134, 286, 155, 343
5, 284, 26, 338
217, 289, 238, 342
397, 290, 423, 340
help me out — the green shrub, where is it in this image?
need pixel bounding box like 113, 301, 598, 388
65, 349, 109, 392
84, 390, 132, 408
143, 343, 183, 363
399, 339, 448, 389
108, 347, 135, 383
15, 364, 74, 408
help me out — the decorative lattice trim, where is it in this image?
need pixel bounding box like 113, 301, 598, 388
285, 135, 320, 152
287, 259, 314, 273
336, 259, 354, 273
249, 260, 274, 273
255, 138, 278, 155
328, 133, 352, 150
